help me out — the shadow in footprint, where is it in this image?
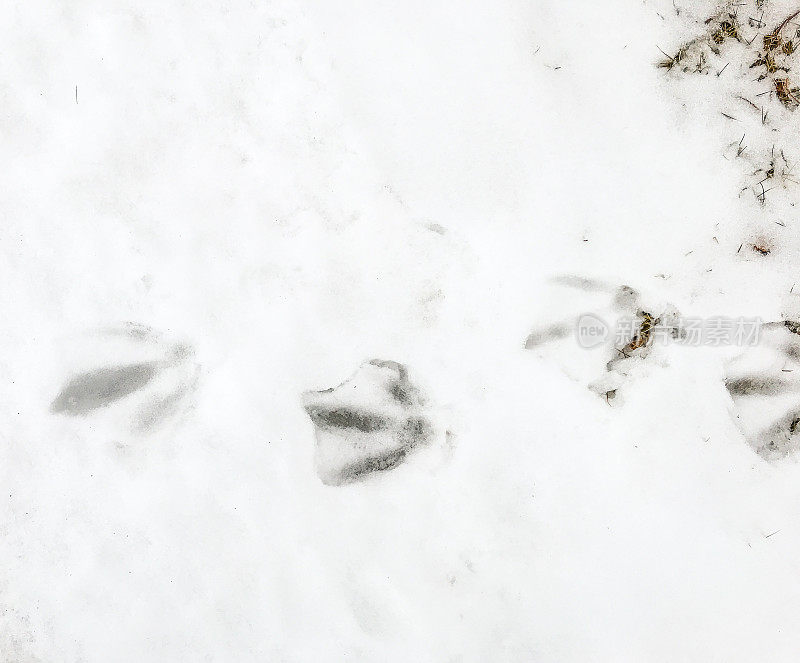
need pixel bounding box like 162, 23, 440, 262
51, 362, 161, 416
725, 375, 797, 397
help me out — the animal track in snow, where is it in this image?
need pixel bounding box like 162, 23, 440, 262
524, 276, 683, 405
725, 320, 800, 458
302, 360, 435, 485
49, 323, 199, 435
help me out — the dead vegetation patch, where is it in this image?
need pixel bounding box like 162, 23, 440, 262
660, 3, 800, 206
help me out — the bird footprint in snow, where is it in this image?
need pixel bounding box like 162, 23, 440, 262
302, 360, 437, 485
50, 323, 199, 434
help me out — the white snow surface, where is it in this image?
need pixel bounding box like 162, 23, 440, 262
4, 0, 800, 660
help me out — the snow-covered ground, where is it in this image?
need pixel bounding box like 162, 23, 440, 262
5, 0, 800, 660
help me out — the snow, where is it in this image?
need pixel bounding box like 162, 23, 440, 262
5, 0, 800, 660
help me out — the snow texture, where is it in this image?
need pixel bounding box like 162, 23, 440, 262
6, 0, 800, 661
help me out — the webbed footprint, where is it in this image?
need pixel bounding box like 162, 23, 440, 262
725, 320, 800, 459
523, 276, 683, 405
49, 323, 199, 435
302, 360, 439, 485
